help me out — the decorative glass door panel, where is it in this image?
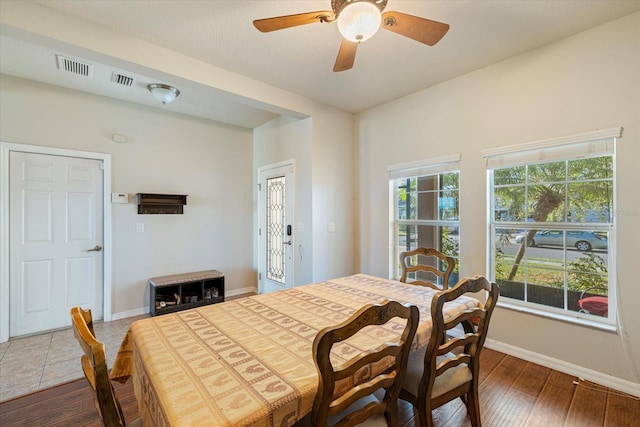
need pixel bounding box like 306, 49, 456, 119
266, 176, 286, 283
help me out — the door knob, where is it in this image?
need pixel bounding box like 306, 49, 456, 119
87, 245, 103, 252
283, 240, 292, 246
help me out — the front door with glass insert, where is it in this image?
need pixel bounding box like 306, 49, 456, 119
258, 161, 294, 293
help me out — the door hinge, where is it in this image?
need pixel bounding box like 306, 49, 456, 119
99, 162, 105, 170
258, 272, 262, 280
258, 228, 261, 236
257, 183, 261, 191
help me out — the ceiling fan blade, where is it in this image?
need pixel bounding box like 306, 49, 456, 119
381, 11, 449, 46
334, 39, 358, 72
253, 11, 335, 32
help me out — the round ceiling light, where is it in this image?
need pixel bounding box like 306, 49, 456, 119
147, 83, 180, 104
337, 1, 382, 43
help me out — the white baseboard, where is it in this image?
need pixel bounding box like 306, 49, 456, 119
485, 339, 640, 398
110, 287, 258, 321
226, 286, 258, 297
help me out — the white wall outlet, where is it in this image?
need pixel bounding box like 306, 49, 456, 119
111, 193, 128, 203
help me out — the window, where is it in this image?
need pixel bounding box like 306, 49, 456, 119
485, 128, 620, 327
388, 155, 460, 286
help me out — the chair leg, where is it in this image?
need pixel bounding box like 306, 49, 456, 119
415, 400, 435, 427
466, 387, 481, 427
411, 405, 421, 427
425, 407, 435, 427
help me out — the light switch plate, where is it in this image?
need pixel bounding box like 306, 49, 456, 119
111, 193, 129, 203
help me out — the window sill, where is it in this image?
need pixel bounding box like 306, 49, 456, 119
497, 300, 617, 333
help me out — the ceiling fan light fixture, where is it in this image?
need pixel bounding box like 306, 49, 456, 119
337, 1, 382, 43
147, 83, 180, 104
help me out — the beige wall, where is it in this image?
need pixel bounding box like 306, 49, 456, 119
0, 75, 256, 316
253, 115, 315, 286
0, 74, 358, 322
253, 108, 357, 286
311, 105, 357, 282
1, 0, 359, 301
355, 12, 640, 385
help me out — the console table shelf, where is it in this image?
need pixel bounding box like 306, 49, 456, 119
149, 270, 224, 316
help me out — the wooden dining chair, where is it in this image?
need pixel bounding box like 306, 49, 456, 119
70, 307, 142, 427
399, 247, 456, 290
399, 276, 498, 427
306, 300, 419, 427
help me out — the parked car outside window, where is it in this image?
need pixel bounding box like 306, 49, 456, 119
515, 230, 607, 251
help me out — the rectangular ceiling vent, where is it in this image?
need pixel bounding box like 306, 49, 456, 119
111, 72, 134, 87
56, 55, 92, 77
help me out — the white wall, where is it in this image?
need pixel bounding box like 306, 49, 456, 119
253, 107, 357, 286
1, 0, 359, 298
311, 105, 356, 282
253, 115, 314, 286
355, 12, 640, 386
0, 75, 256, 317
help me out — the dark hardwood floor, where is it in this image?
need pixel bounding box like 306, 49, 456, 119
1, 348, 638, 426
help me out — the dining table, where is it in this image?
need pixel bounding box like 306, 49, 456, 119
110, 273, 480, 427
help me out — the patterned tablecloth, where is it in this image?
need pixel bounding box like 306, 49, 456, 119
110, 274, 479, 427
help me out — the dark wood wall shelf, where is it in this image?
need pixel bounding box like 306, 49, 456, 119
149, 270, 224, 316
136, 193, 187, 214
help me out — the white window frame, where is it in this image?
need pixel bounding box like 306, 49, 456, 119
483, 127, 621, 330
387, 154, 460, 281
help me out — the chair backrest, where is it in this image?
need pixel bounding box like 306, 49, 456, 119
419, 276, 498, 409
70, 307, 126, 427
399, 247, 456, 290
311, 300, 419, 427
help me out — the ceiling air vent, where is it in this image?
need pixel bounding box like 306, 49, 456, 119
111, 72, 134, 87
56, 55, 92, 77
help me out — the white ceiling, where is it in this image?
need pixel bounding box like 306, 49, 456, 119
2, 1, 640, 128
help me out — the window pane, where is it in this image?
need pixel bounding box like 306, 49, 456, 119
567, 181, 613, 223
417, 174, 438, 191
440, 172, 459, 220
528, 161, 566, 183
494, 166, 526, 185
568, 249, 609, 316
416, 190, 438, 220
396, 224, 459, 279
439, 190, 459, 220
398, 224, 457, 254
411, 173, 461, 221
568, 157, 613, 180
526, 185, 566, 222
441, 172, 459, 188
496, 226, 609, 314
397, 223, 414, 255
396, 178, 416, 220
494, 186, 526, 221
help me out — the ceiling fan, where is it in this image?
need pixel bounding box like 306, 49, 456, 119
253, 0, 449, 72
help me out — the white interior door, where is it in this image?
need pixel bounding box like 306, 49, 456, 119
258, 161, 294, 294
9, 151, 103, 337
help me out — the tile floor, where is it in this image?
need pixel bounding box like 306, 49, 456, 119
0, 313, 149, 402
